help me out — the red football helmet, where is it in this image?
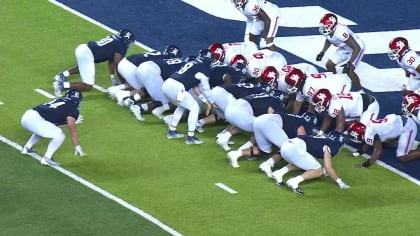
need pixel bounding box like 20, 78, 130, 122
208, 42, 225, 62
402, 92, 420, 115
319, 13, 338, 36
347, 121, 366, 144
234, 0, 247, 8
284, 67, 305, 93
230, 54, 248, 67
260, 66, 279, 92
388, 37, 410, 61
312, 88, 332, 113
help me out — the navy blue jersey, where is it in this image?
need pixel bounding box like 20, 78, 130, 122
279, 113, 309, 138
87, 35, 129, 63
221, 83, 266, 99
127, 50, 170, 66
33, 98, 79, 126
297, 131, 344, 158
243, 92, 284, 116
209, 63, 243, 88
170, 61, 211, 90
154, 58, 185, 80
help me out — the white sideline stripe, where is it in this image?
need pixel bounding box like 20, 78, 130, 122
215, 183, 238, 194
343, 143, 420, 185
0, 134, 183, 236
35, 88, 56, 99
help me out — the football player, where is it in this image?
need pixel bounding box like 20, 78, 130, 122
161, 49, 215, 145
312, 89, 380, 134
316, 13, 365, 92
21, 89, 86, 166
387, 37, 420, 95
284, 67, 352, 114
347, 113, 420, 167
271, 131, 350, 195
233, 0, 282, 51
402, 92, 420, 124
110, 44, 182, 105
227, 111, 317, 171
53, 29, 135, 97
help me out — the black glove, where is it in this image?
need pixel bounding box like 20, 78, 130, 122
342, 62, 352, 73
316, 51, 325, 61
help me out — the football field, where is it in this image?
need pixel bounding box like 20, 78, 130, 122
1, 1, 420, 235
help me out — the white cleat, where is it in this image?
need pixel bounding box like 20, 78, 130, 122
227, 150, 241, 168
40, 157, 60, 166
272, 170, 284, 184
129, 105, 145, 121
151, 106, 167, 120
216, 133, 231, 151
259, 162, 273, 178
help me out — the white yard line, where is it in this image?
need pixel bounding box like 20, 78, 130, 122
215, 182, 239, 194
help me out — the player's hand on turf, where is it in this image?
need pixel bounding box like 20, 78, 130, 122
74, 145, 87, 157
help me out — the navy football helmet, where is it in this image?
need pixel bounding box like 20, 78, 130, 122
118, 29, 135, 45
163, 45, 182, 58
197, 48, 217, 65
64, 89, 83, 104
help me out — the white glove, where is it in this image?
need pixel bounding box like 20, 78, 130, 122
316, 130, 326, 138
74, 145, 87, 157
336, 178, 350, 189
76, 114, 84, 124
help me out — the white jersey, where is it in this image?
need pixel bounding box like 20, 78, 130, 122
398, 50, 420, 91
296, 72, 352, 102
326, 24, 365, 52
327, 92, 379, 124
242, 0, 280, 22
278, 64, 319, 93
223, 41, 259, 65
246, 49, 287, 78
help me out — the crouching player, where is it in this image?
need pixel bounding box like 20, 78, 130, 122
272, 130, 350, 195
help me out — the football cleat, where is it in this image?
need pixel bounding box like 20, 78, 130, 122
227, 150, 241, 168
195, 123, 205, 133
259, 162, 273, 178
54, 72, 66, 82
185, 136, 204, 145
216, 132, 231, 151
40, 157, 60, 166
53, 81, 63, 97
21, 146, 36, 155
129, 105, 145, 121
167, 130, 185, 139
286, 178, 304, 195
151, 106, 167, 120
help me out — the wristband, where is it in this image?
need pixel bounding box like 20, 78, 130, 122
361, 160, 371, 168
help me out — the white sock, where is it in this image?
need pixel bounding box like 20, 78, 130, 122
63, 71, 70, 77
133, 93, 141, 101
266, 158, 275, 167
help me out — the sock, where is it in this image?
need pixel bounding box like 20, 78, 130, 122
63, 71, 70, 77
133, 93, 141, 101
140, 103, 148, 111
294, 175, 304, 185
187, 131, 194, 137
63, 82, 70, 89
266, 157, 275, 167
116, 84, 127, 90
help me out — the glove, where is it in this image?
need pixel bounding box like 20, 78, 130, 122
316, 130, 326, 138
316, 51, 325, 61
341, 62, 352, 73
336, 178, 350, 189
76, 114, 84, 124
74, 145, 87, 157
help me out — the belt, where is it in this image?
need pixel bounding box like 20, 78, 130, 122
361, 93, 375, 112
